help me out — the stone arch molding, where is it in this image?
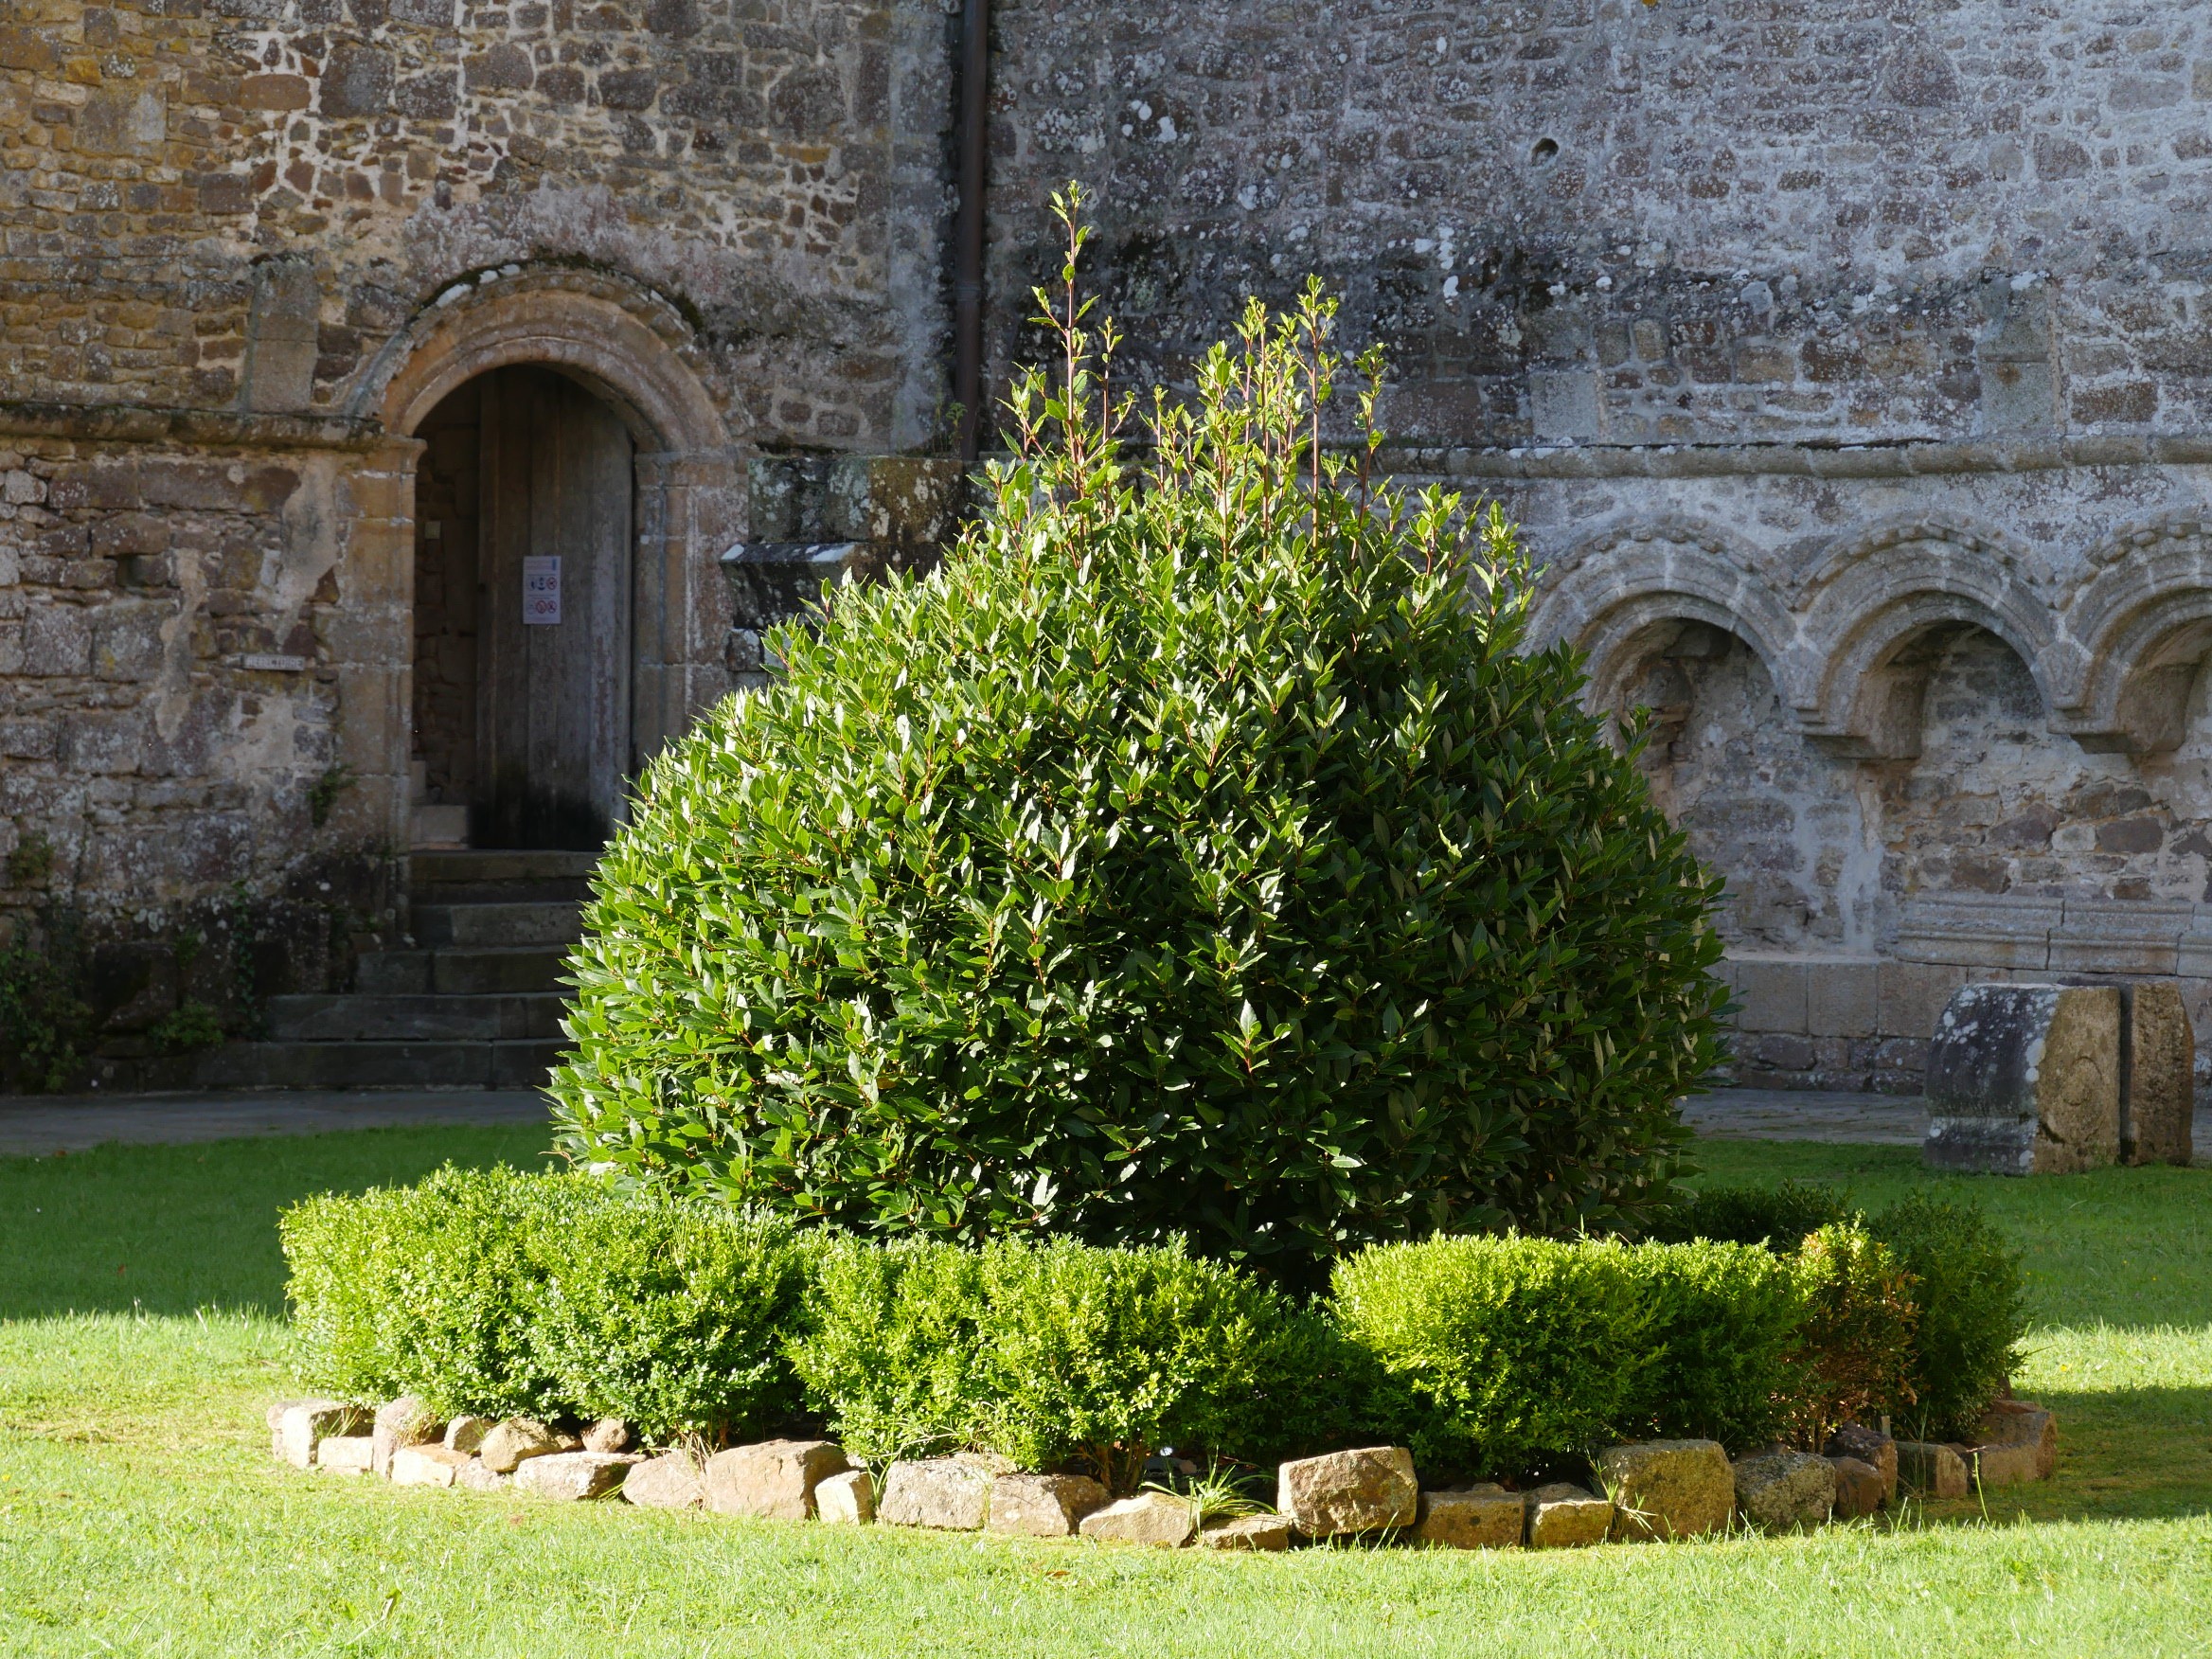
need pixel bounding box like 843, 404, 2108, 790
1532, 512, 2079, 759
353, 266, 729, 454
2050, 512, 2212, 754
1531, 518, 1801, 719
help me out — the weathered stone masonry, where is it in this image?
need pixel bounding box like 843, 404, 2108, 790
980, 0, 2212, 1092
15, 0, 2212, 1091
1, 0, 956, 1079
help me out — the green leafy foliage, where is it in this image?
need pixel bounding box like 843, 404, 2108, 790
1645, 1180, 1852, 1250
1328, 1236, 1655, 1477
551, 188, 1725, 1279
785, 1237, 989, 1467
1784, 1222, 1919, 1449
149, 998, 225, 1055
1617, 1240, 1805, 1451
1872, 1193, 2027, 1439
792, 1234, 1296, 1490
0, 924, 92, 1094
281, 1167, 808, 1442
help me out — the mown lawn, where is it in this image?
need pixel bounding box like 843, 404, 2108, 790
2, 1125, 2209, 1657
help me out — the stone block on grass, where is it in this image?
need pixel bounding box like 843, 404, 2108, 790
1078, 1491, 1196, 1547
315, 1436, 375, 1475
1965, 1440, 2039, 1488
1732, 1451, 1836, 1531
1524, 1483, 1612, 1548
1827, 1456, 1884, 1519
988, 1473, 1109, 1538
1823, 1423, 1897, 1504
371, 1395, 440, 1478
815, 1468, 875, 1525
1201, 1514, 1294, 1551
456, 1458, 511, 1493
1275, 1446, 1418, 1539
1597, 1440, 1734, 1541
1923, 984, 2120, 1174
1414, 1484, 1524, 1549
1896, 1441, 1969, 1499
478, 1418, 562, 1474
514, 1451, 638, 1501
878, 1457, 992, 1530
582, 1418, 633, 1454
2122, 981, 2193, 1167
705, 1438, 849, 1521
622, 1452, 707, 1510
273, 1400, 368, 1470
1975, 1401, 2058, 1481
391, 1444, 472, 1489
443, 1415, 493, 1455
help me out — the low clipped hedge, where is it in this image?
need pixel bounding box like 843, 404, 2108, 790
1330, 1236, 1807, 1476
281, 1167, 809, 1443
1654, 1183, 2027, 1440
1871, 1193, 2025, 1439
793, 1235, 1304, 1489
282, 1168, 2025, 1482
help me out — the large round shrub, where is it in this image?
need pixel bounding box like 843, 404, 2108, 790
551, 214, 1725, 1276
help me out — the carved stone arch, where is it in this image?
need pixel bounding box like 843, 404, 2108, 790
353, 267, 729, 453
334, 265, 740, 852
1789, 513, 2047, 607
1528, 516, 1801, 713
2051, 511, 2212, 753
1806, 593, 2060, 759
1793, 517, 2060, 757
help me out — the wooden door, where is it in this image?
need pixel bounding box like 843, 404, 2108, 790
476, 366, 634, 849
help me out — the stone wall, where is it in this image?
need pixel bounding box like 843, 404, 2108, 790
1, 0, 956, 1078
978, 0, 2212, 1091
17, 0, 2212, 1090
982, 0, 2212, 450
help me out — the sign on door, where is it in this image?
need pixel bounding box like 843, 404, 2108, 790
523, 555, 562, 625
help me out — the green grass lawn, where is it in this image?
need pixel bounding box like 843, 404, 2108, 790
3, 1128, 2210, 1656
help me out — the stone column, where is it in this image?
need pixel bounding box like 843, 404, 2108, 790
331, 437, 424, 854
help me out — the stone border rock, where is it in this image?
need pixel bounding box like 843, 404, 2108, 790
270, 1403, 2056, 1546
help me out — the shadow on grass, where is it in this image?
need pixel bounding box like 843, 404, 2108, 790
1689, 1137, 2212, 1331
1942, 1383, 2212, 1525
0, 1123, 558, 1320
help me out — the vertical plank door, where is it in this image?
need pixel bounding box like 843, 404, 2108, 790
476, 366, 634, 848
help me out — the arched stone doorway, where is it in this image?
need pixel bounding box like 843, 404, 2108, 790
413, 366, 636, 848
340, 272, 736, 858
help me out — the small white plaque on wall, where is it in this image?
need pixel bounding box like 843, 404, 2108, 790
240, 653, 309, 672
523, 555, 562, 625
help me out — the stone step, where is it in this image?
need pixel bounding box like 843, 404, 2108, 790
264, 992, 568, 1044
195, 1039, 565, 1091
354, 946, 571, 996
409, 802, 469, 850
410, 848, 600, 886
410, 901, 582, 949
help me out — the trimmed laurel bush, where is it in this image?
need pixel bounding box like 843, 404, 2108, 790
792, 1234, 1295, 1490
281, 1167, 808, 1442
550, 188, 1725, 1276
1872, 1194, 2026, 1439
